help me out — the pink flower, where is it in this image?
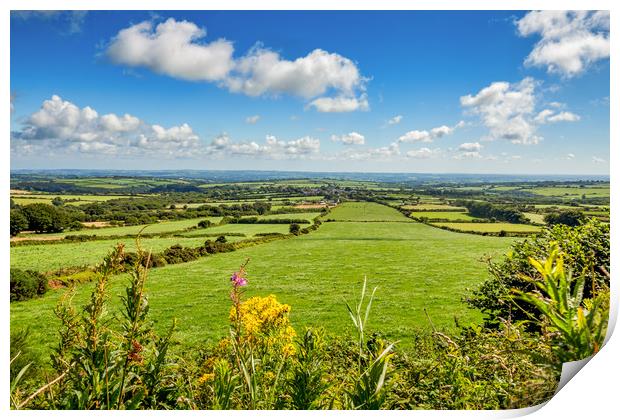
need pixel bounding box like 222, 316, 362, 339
230, 272, 248, 287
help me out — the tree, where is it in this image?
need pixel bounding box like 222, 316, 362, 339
544, 210, 585, 227
51, 196, 64, 206
10, 209, 29, 236
289, 223, 301, 235
21, 203, 68, 233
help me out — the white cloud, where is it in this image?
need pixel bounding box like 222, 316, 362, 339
11, 95, 201, 158
547, 111, 581, 123
12, 11, 87, 34
458, 142, 483, 152
454, 151, 482, 160
592, 156, 606, 164
516, 11, 610, 77
308, 94, 369, 113
397, 120, 463, 143
398, 130, 431, 143
207, 134, 320, 159
107, 18, 368, 112
245, 115, 260, 124
107, 19, 235, 82
331, 132, 365, 145
567, 153, 575, 160
535, 109, 580, 124
387, 115, 403, 125
460, 78, 541, 145
406, 147, 440, 159
339, 142, 400, 160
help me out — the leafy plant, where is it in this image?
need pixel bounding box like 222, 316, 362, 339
345, 277, 395, 409
511, 244, 609, 362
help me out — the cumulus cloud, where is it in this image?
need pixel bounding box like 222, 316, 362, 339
566, 153, 575, 159
245, 115, 260, 124
547, 111, 581, 123
516, 11, 610, 77
106, 19, 235, 82
458, 142, 483, 152
406, 147, 440, 159
397, 121, 463, 143
331, 132, 365, 145
339, 142, 400, 161
461, 78, 541, 145
592, 156, 606, 164
387, 115, 403, 125
106, 18, 368, 112
308, 94, 369, 113
11, 95, 201, 158
535, 109, 580, 124
454, 151, 483, 160
207, 134, 320, 159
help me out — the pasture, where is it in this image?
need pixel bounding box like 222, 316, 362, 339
11, 203, 515, 357
432, 222, 542, 233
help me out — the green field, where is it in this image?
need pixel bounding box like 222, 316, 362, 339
17, 217, 224, 240
327, 202, 410, 221
177, 223, 292, 238
11, 194, 138, 206
11, 203, 516, 357
10, 236, 212, 272
523, 212, 546, 224
404, 204, 467, 211
432, 222, 542, 233
410, 211, 478, 221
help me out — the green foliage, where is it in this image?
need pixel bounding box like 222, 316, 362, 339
511, 245, 609, 362
457, 201, 528, 224
544, 210, 585, 227
289, 223, 301, 235
467, 218, 609, 329
22, 203, 68, 233
11, 209, 29, 236
10, 269, 48, 302
13, 244, 181, 409
287, 329, 329, 409
345, 278, 394, 409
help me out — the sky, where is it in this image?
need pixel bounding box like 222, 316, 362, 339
9, 10, 610, 174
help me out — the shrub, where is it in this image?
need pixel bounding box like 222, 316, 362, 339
197, 219, 213, 229
203, 240, 235, 254
467, 218, 610, 329
544, 210, 585, 227
161, 244, 200, 264
10, 269, 48, 302
215, 235, 227, 243
289, 223, 301, 235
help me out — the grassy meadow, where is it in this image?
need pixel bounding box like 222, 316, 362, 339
11, 202, 515, 358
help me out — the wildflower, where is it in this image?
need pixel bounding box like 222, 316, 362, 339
230, 272, 248, 287
197, 372, 215, 385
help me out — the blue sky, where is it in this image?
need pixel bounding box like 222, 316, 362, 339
10, 10, 610, 174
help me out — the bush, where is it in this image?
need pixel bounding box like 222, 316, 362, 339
467, 218, 610, 329
544, 210, 585, 227
161, 244, 200, 264
215, 235, 227, 243
289, 223, 301, 235
198, 219, 213, 229
10, 269, 48, 302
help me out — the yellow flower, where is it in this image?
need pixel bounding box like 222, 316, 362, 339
197, 372, 215, 385
230, 294, 297, 356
